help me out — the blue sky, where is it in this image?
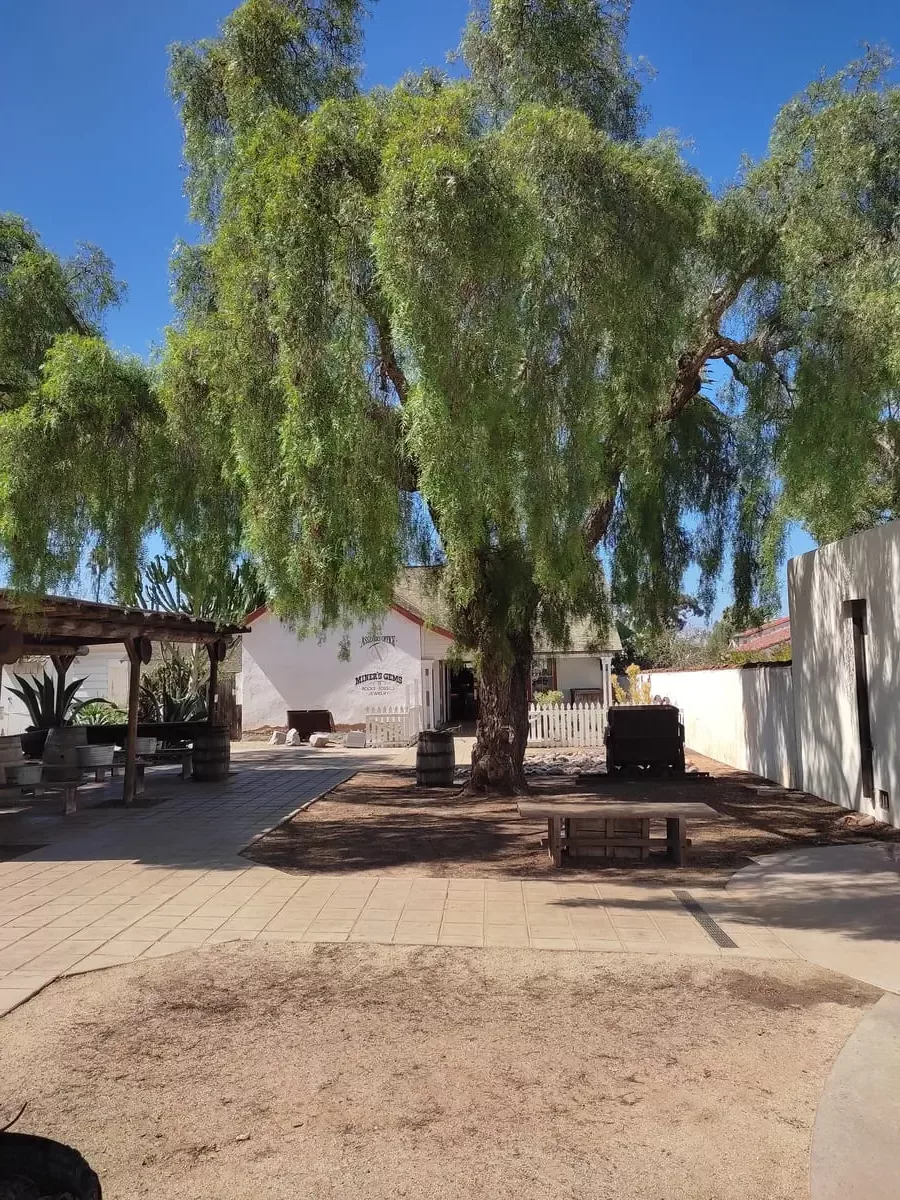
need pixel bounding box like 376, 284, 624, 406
3, 0, 899, 613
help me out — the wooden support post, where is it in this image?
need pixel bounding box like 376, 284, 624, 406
206, 639, 227, 727
123, 636, 152, 805
50, 653, 76, 727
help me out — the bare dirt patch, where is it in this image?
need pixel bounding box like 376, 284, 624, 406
0, 943, 878, 1200
245, 752, 900, 887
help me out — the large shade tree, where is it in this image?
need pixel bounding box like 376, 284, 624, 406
157, 0, 900, 791
1, 2, 899, 792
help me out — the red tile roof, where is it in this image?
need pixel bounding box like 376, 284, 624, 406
731, 615, 791, 652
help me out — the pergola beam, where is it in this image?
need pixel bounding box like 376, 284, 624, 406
122, 636, 152, 806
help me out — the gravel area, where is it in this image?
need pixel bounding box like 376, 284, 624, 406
0, 942, 878, 1200
245, 751, 900, 886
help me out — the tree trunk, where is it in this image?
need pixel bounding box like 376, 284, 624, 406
468, 629, 533, 794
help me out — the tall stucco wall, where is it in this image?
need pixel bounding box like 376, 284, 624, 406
645, 665, 798, 788
241, 610, 424, 730
788, 518, 900, 825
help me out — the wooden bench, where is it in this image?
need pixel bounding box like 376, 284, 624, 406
109, 748, 193, 787
517, 800, 719, 867
0, 780, 86, 816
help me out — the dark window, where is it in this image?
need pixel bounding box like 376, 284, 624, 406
531, 656, 556, 696
843, 599, 874, 799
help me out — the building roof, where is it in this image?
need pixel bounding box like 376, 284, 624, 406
246, 567, 620, 655
730, 614, 792, 653
0, 592, 248, 656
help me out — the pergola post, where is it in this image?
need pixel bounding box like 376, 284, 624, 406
50, 653, 76, 726
206, 639, 227, 727
123, 636, 152, 805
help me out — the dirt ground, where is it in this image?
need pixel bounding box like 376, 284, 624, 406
246, 751, 900, 887
0, 942, 878, 1200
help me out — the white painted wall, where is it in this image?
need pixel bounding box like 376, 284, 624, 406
645, 664, 798, 788
789, 519, 900, 825
0, 645, 130, 736
556, 655, 611, 703
241, 609, 425, 730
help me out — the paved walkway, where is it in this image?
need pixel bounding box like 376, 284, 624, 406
0, 750, 800, 1015
809, 991, 900, 1200
727, 842, 900, 993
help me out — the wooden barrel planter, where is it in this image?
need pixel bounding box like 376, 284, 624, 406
0, 1131, 102, 1199
77, 744, 116, 770
192, 726, 231, 782
0, 733, 23, 787
42, 725, 87, 782
416, 730, 455, 787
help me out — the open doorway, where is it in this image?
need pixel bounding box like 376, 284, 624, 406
449, 666, 477, 723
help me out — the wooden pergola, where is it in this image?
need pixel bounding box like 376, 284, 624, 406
0, 593, 248, 805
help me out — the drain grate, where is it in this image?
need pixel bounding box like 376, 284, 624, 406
673, 889, 738, 948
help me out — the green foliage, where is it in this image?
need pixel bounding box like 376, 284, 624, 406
533, 689, 564, 706
3, 5, 900, 784
139, 655, 208, 723
611, 663, 652, 704
0, 215, 161, 593
8, 671, 91, 728
462, 0, 644, 139
74, 700, 127, 725
123, 549, 266, 626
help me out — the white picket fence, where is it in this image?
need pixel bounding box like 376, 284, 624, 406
528, 702, 607, 748
365, 704, 425, 748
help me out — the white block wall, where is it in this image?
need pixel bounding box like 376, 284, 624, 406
645, 664, 798, 788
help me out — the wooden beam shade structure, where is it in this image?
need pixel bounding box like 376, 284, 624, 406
123, 636, 152, 806
0, 591, 249, 806
206, 639, 227, 727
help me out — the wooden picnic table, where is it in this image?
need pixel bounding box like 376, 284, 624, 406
518, 799, 719, 867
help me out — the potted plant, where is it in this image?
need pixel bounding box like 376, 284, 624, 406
7, 671, 92, 758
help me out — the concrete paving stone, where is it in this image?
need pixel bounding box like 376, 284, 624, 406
439, 932, 485, 947
138, 942, 188, 959
97, 939, 159, 958
154, 927, 212, 945
530, 938, 578, 951
439, 923, 484, 936
394, 928, 440, 945
574, 937, 625, 952
203, 931, 247, 946
483, 931, 530, 947
304, 920, 356, 934
67, 953, 136, 973
348, 926, 398, 943
0, 988, 41, 1014
299, 930, 348, 942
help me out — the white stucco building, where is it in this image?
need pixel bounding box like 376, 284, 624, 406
0, 646, 130, 736
239, 569, 620, 734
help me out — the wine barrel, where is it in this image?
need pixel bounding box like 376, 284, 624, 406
416, 730, 455, 787
0, 733, 23, 785
42, 725, 87, 782
0, 733, 24, 764
192, 725, 231, 782
77, 744, 116, 769
0, 1132, 102, 1200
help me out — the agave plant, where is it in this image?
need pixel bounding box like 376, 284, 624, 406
8, 672, 93, 729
